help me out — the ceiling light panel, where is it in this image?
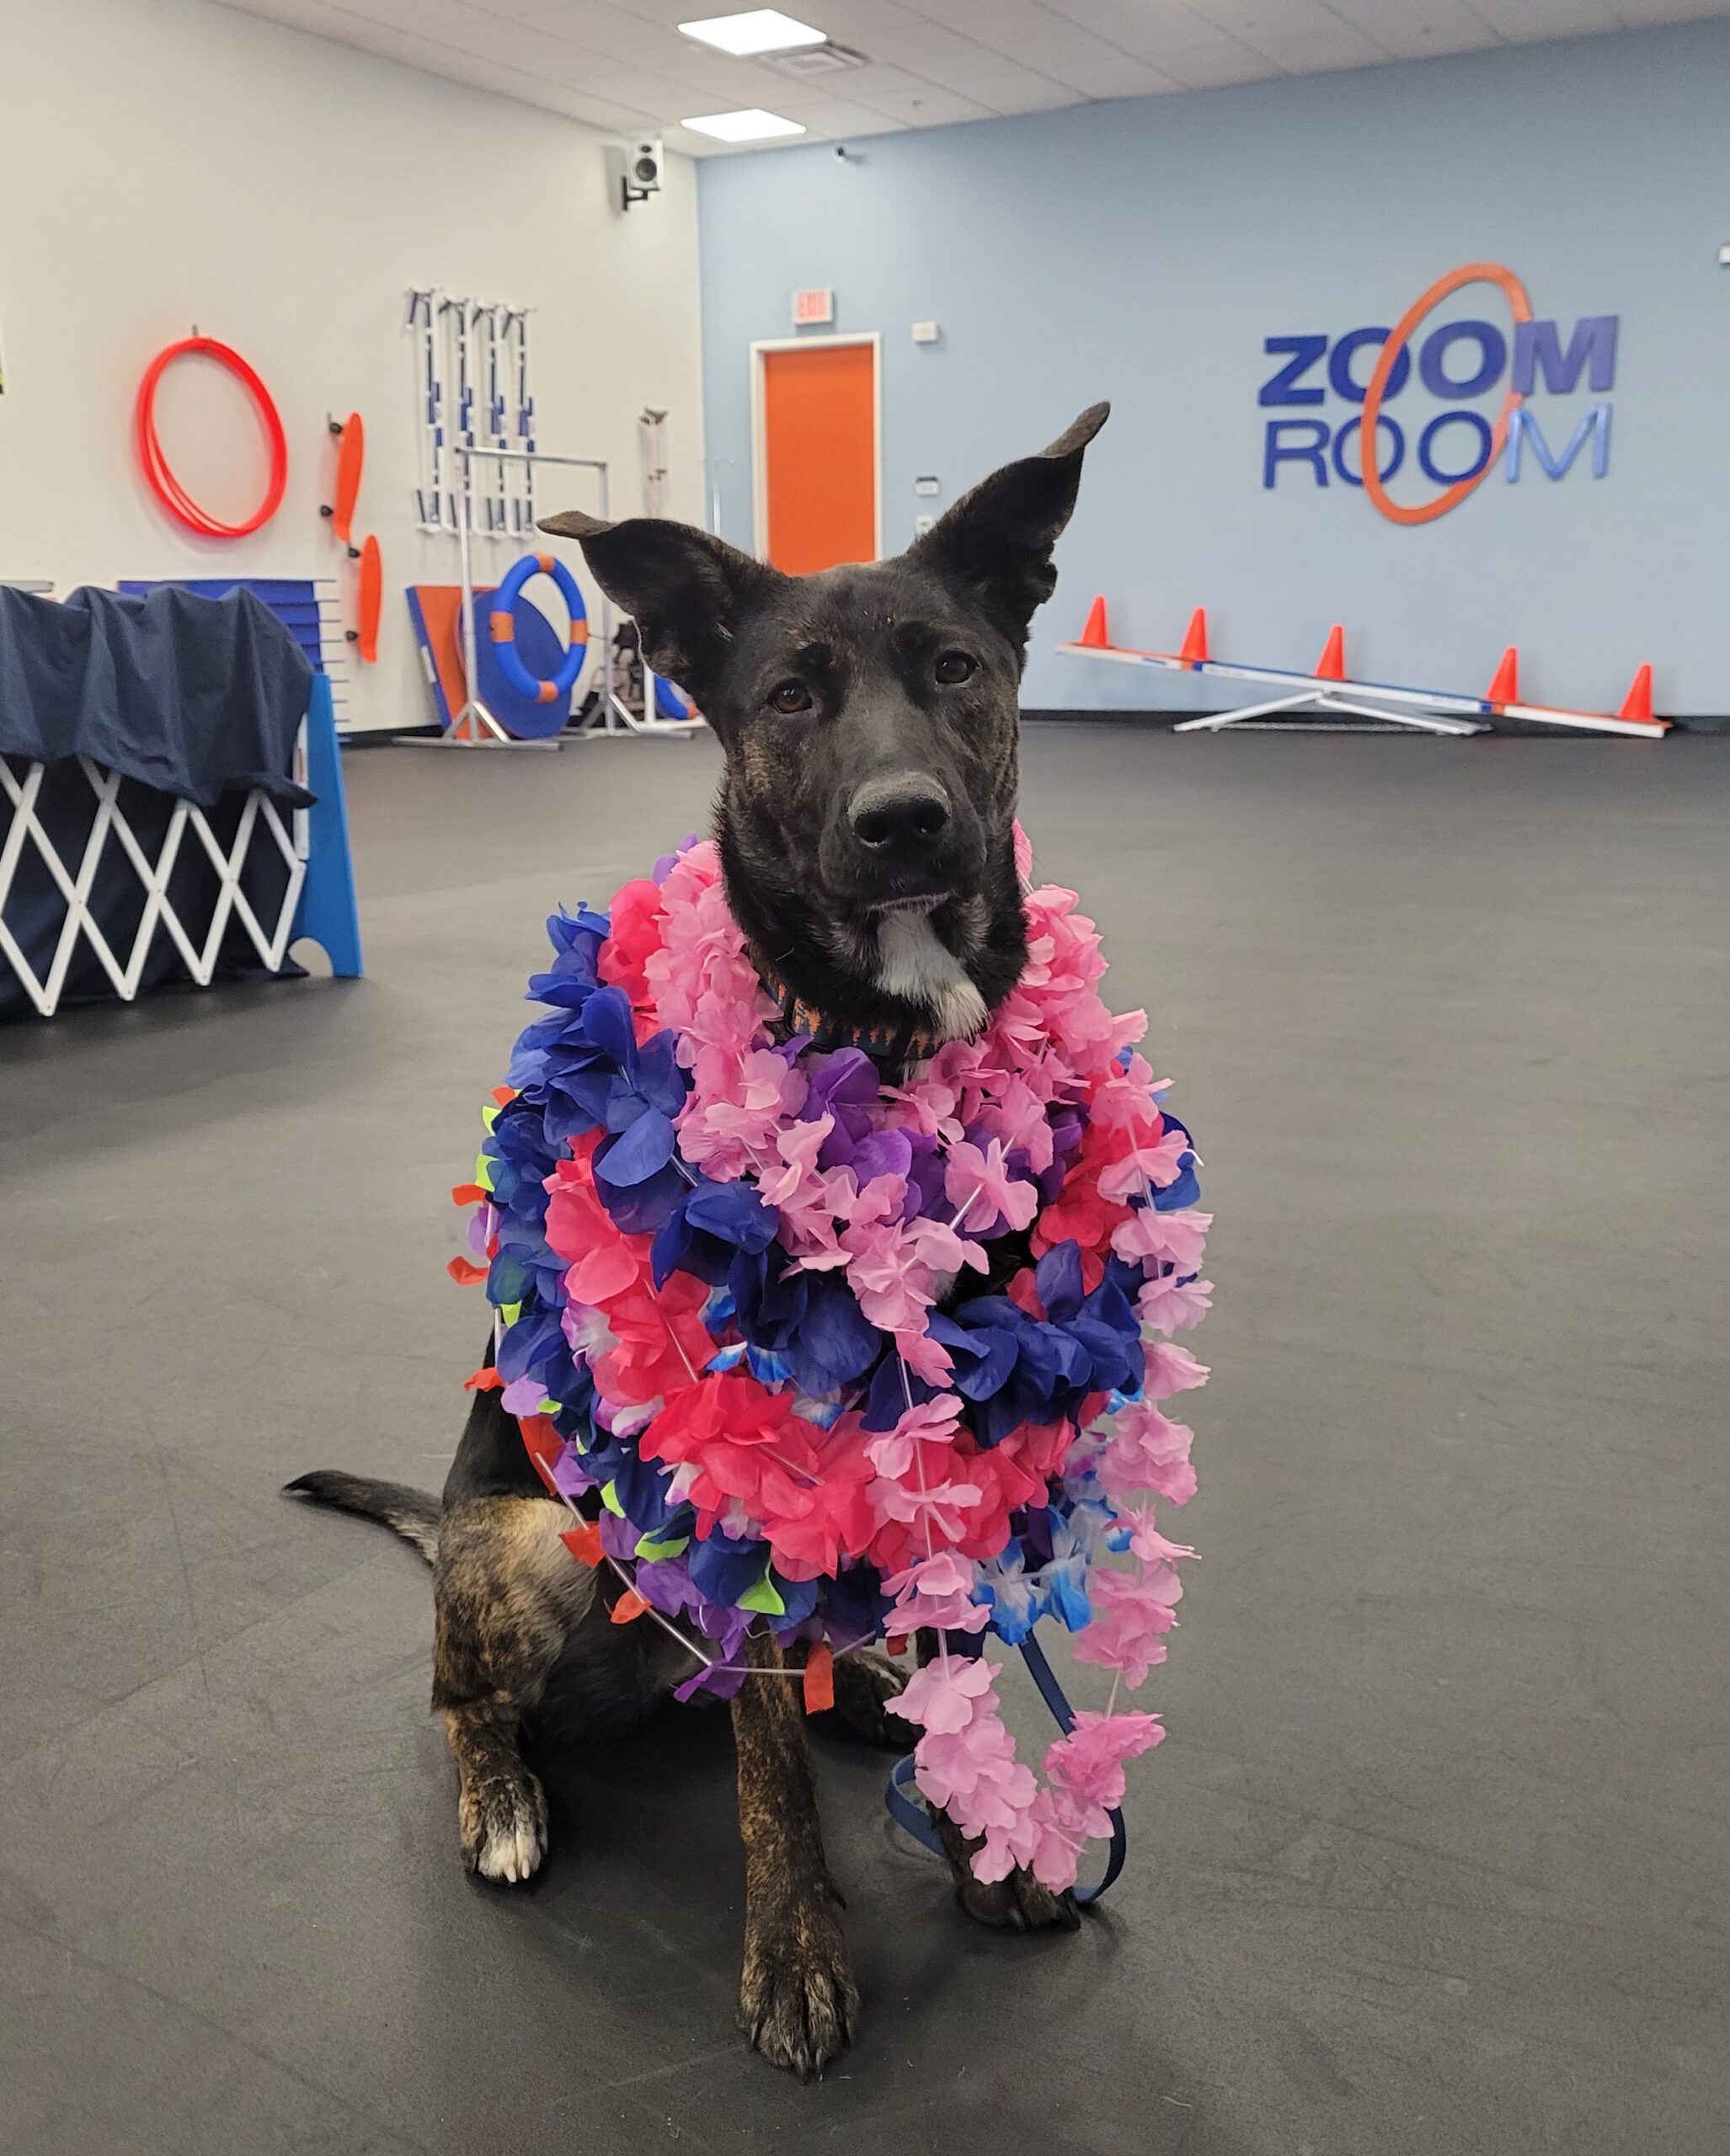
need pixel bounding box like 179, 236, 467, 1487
681, 105, 810, 138
679, 11, 829, 56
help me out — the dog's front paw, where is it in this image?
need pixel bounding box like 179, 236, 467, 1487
739, 1911, 859, 2079
928, 1805, 1081, 1932
825, 1647, 912, 1749
955, 1862, 1081, 1933
459, 1769, 548, 1885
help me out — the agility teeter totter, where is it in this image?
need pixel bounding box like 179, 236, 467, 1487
1058, 599, 1668, 739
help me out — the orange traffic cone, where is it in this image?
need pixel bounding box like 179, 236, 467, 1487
1178, 607, 1209, 665
1486, 646, 1519, 705
1618, 664, 1655, 726
1078, 595, 1111, 648
1316, 624, 1346, 680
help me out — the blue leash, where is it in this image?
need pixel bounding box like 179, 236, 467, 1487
883, 1630, 1128, 1906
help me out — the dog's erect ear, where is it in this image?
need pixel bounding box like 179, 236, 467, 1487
537, 510, 778, 699
910, 403, 1109, 653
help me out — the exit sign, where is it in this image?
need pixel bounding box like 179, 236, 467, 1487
792, 287, 835, 326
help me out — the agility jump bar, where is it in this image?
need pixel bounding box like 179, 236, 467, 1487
1057, 600, 1668, 740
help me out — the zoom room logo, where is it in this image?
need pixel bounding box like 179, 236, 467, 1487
1260, 262, 1617, 525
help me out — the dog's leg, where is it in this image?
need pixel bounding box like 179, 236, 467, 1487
915, 1631, 1081, 1933
824, 1645, 911, 1748
731, 1633, 858, 2077
442, 1696, 550, 1885
433, 1496, 590, 1886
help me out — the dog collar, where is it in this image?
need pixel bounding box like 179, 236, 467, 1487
758, 963, 939, 1071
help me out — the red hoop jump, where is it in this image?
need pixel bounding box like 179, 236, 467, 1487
135, 337, 289, 540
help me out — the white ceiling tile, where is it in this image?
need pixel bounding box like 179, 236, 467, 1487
837, 59, 998, 115
1044, 45, 1180, 88
855, 19, 1117, 97
320, 0, 486, 35
900, 0, 1092, 59
750, 89, 915, 127
447, 51, 659, 119
494, 6, 701, 67
1028, 0, 1267, 68
216, 0, 1726, 152
546, 81, 690, 126
859, 18, 1006, 71
1242, 23, 1396, 67
774, 0, 936, 39
569, 61, 701, 104
946, 57, 1095, 107
658, 45, 784, 88
223, 0, 364, 31
475, 0, 702, 67
968, 74, 1092, 106
1606, 0, 1728, 18
886, 0, 993, 22
468, 0, 596, 17
942, 0, 1178, 89
1319, 0, 1504, 59
1465, 0, 1622, 34
526, 0, 690, 23
1147, 39, 1285, 80
1177, 0, 1364, 43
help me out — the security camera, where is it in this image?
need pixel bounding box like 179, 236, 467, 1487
606, 138, 663, 211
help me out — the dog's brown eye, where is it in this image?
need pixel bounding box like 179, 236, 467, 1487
769, 679, 813, 714
935, 651, 977, 685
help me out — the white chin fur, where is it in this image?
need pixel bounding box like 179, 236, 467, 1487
873, 912, 987, 1041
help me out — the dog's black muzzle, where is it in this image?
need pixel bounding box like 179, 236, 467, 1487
820, 769, 984, 910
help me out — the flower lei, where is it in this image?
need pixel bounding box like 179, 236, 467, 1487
452, 828, 1211, 1893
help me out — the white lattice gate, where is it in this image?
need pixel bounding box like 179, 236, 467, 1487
0, 723, 310, 1019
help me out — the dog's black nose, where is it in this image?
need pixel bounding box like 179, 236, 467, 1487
848, 776, 951, 857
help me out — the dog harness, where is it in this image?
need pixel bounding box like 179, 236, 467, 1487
451, 830, 1211, 1897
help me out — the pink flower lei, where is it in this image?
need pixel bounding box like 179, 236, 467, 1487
457, 827, 1211, 1893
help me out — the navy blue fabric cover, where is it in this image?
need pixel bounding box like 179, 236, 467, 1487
0, 584, 312, 808
116, 579, 328, 679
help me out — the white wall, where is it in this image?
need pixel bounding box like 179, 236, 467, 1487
0, 0, 705, 733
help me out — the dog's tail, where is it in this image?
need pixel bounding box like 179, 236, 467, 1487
282, 1470, 440, 1562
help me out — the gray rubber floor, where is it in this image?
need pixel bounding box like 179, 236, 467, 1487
3, 726, 1726, 2156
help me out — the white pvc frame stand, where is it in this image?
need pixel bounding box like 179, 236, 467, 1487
1174, 687, 1483, 737
0, 727, 309, 1018
405, 445, 699, 751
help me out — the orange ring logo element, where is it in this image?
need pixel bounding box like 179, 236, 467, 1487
1360, 262, 1534, 526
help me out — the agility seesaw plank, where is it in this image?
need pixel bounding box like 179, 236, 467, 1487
1056, 607, 1669, 740
1055, 633, 1490, 734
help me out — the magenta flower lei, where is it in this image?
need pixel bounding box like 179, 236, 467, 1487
457, 826, 1211, 1892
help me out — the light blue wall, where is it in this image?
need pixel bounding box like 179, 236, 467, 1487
697, 21, 1729, 718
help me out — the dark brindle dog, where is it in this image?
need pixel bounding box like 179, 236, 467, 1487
286, 402, 1109, 2077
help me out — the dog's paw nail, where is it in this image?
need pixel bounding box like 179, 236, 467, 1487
740, 1928, 859, 2076
463, 1774, 549, 1885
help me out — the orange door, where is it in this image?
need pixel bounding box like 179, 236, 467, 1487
760, 342, 877, 574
